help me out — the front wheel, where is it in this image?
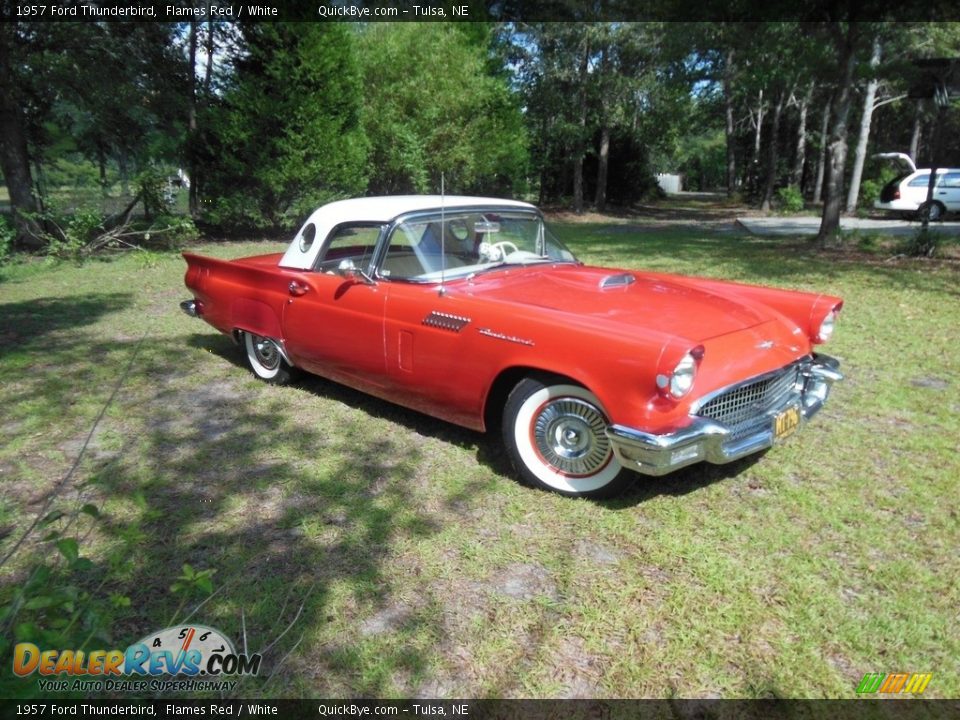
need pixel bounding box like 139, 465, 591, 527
243, 332, 295, 385
502, 378, 632, 498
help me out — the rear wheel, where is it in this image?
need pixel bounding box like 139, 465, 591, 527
918, 200, 946, 222
502, 378, 632, 498
243, 332, 294, 385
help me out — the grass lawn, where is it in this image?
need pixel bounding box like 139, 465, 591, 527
0, 209, 957, 699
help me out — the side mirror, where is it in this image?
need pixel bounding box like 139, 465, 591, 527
336, 258, 375, 284
337, 258, 359, 279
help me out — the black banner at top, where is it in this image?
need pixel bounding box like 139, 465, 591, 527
1, 0, 958, 23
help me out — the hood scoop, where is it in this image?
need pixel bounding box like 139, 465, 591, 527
600, 272, 636, 290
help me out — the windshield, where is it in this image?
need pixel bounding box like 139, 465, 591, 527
379, 210, 577, 282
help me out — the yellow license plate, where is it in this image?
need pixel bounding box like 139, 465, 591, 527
774, 405, 801, 441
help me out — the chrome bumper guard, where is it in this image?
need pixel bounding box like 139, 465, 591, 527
180, 299, 199, 317
606, 354, 843, 477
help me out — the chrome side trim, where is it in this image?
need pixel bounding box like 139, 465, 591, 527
477, 328, 535, 346
607, 353, 843, 477
273, 337, 294, 367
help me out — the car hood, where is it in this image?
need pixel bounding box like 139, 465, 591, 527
464, 264, 783, 342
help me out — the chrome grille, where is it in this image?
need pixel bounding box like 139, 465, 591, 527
696, 365, 800, 436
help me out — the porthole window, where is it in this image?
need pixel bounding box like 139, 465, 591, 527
299, 223, 317, 253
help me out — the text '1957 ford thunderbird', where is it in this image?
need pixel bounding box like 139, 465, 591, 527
181, 196, 843, 498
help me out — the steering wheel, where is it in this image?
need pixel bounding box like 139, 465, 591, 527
490, 240, 519, 259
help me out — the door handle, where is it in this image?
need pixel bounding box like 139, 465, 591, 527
288, 281, 309, 296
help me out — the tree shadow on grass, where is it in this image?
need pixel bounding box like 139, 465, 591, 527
3, 333, 449, 698
0, 293, 134, 357
186, 331, 495, 455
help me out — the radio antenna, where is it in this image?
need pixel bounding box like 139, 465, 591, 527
439, 173, 446, 296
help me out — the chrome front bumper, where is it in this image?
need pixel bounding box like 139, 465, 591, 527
606, 354, 843, 477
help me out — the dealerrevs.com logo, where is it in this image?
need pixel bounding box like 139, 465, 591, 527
13, 625, 261, 693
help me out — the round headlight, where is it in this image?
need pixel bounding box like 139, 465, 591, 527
669, 352, 697, 399
817, 311, 836, 343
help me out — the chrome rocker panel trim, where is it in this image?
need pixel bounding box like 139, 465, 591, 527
606, 354, 842, 477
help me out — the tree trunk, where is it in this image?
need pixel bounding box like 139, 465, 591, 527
204, 19, 214, 93
572, 38, 589, 215
119, 152, 130, 196
920, 104, 947, 233
760, 89, 786, 211
96, 138, 108, 197
0, 34, 41, 250
723, 48, 737, 197
845, 38, 881, 214
187, 19, 199, 217
595, 124, 610, 211
593, 42, 610, 212
791, 83, 813, 188
750, 89, 765, 195
813, 96, 832, 204
817, 24, 860, 245
31, 156, 46, 213
908, 100, 923, 162
0, 115, 42, 248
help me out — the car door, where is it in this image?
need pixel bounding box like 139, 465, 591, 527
281, 223, 389, 390
376, 216, 489, 428
380, 280, 486, 428
937, 172, 960, 211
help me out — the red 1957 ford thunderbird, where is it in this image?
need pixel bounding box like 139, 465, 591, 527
181, 196, 842, 498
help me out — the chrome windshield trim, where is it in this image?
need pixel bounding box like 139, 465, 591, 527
373, 206, 578, 283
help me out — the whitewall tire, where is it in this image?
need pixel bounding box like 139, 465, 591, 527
243, 332, 294, 385
502, 378, 632, 498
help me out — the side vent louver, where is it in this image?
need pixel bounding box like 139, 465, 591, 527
422, 311, 471, 332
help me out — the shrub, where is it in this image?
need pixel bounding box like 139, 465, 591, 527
39, 206, 106, 261
136, 167, 175, 219
859, 178, 883, 210
902, 228, 940, 258
0, 215, 14, 264
777, 185, 805, 213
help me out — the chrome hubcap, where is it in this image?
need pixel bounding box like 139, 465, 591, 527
533, 398, 610, 475
253, 337, 280, 370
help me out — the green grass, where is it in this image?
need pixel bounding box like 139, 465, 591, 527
1, 217, 958, 699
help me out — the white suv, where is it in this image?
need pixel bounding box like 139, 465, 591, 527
874, 153, 960, 221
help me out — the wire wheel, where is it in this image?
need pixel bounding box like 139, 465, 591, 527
252, 337, 281, 371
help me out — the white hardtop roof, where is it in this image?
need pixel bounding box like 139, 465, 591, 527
280, 195, 538, 270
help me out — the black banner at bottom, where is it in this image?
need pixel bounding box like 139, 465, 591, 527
1, 699, 959, 720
